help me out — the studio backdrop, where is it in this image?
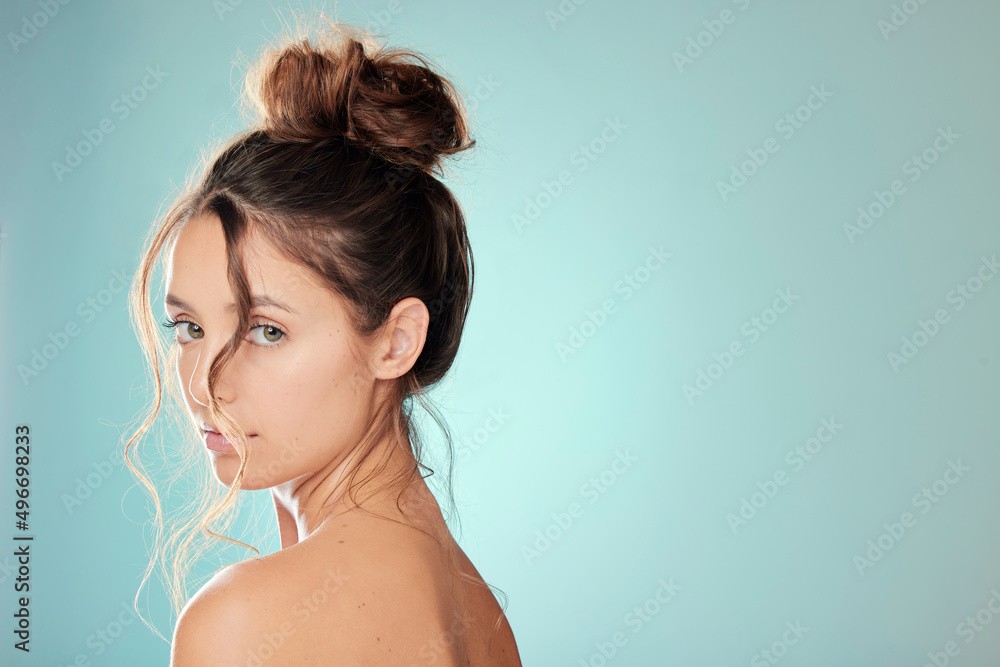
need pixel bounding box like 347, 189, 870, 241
2, 0, 1000, 665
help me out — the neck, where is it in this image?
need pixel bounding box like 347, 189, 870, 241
269, 432, 420, 549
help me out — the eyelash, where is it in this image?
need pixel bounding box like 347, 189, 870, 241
161, 316, 288, 349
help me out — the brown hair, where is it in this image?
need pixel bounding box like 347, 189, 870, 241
124, 15, 508, 645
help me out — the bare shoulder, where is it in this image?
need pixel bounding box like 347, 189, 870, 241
170, 510, 521, 665
169, 557, 281, 667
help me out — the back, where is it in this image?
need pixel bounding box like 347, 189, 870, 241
172, 505, 521, 666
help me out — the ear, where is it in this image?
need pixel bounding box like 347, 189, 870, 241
372, 297, 430, 380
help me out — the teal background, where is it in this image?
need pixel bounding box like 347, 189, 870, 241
2, 0, 1000, 665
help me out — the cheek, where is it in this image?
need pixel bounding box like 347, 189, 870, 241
262, 346, 369, 436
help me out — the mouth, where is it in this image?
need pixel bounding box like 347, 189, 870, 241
201, 424, 257, 452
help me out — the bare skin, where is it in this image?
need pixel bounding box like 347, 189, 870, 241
165, 213, 521, 665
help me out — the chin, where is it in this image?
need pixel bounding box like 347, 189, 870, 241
207, 454, 261, 490
207, 456, 239, 489
208, 454, 293, 491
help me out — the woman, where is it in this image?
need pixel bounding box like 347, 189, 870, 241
125, 17, 521, 665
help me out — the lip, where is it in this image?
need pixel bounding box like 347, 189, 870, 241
202, 428, 257, 453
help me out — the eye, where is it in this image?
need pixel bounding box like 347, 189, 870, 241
161, 317, 204, 343
161, 316, 285, 348
247, 321, 286, 347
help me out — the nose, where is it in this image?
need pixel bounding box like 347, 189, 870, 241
186, 344, 236, 407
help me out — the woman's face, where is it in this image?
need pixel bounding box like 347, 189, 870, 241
163, 212, 378, 489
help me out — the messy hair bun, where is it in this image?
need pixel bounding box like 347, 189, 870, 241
243, 23, 473, 175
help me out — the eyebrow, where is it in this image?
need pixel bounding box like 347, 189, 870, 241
165, 293, 299, 316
